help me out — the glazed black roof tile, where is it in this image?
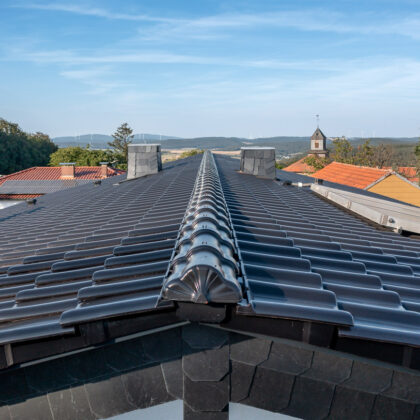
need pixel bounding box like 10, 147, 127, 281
216, 155, 420, 346
0, 179, 93, 194
0, 156, 201, 344
0, 152, 420, 362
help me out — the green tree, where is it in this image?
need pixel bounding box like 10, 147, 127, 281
415, 140, 420, 185
331, 137, 354, 164
354, 140, 374, 166
0, 118, 24, 136
415, 141, 420, 161
108, 123, 134, 162
303, 155, 331, 171
0, 118, 57, 174
49, 146, 117, 166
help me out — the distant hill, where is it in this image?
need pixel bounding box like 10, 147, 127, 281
349, 137, 419, 145
52, 133, 180, 148
52, 134, 419, 157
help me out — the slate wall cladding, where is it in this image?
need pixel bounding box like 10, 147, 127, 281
0, 324, 419, 420
182, 324, 230, 419
127, 144, 162, 179
240, 147, 276, 179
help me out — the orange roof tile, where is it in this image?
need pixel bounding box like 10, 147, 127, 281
0, 194, 41, 200
0, 166, 125, 186
312, 162, 390, 189
283, 157, 315, 174
397, 167, 419, 183
382, 166, 419, 183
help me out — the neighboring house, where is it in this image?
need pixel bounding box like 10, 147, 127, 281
312, 161, 420, 207
283, 126, 329, 175
0, 163, 125, 209
282, 156, 315, 174
0, 150, 419, 419
384, 166, 419, 184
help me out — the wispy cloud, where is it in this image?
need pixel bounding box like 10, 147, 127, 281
14, 2, 182, 23
138, 11, 420, 42
160, 58, 420, 104
15, 3, 420, 41
2, 46, 374, 73
59, 67, 132, 95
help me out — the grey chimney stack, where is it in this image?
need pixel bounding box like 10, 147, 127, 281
240, 147, 276, 179
127, 144, 162, 179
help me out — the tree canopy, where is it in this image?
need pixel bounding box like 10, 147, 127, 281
0, 118, 57, 175
415, 141, 420, 184
330, 137, 415, 169
330, 137, 354, 164
49, 146, 121, 167
303, 155, 330, 171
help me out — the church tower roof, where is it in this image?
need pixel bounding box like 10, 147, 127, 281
311, 127, 327, 141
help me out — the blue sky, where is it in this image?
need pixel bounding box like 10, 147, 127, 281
0, 0, 419, 138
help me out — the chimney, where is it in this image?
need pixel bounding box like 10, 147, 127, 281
127, 144, 162, 179
240, 147, 276, 179
100, 162, 108, 178
60, 163, 76, 179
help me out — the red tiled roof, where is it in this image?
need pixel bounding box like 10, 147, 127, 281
283, 157, 315, 174
0, 194, 41, 200
397, 167, 418, 183
0, 166, 125, 186
382, 167, 419, 183
312, 162, 390, 189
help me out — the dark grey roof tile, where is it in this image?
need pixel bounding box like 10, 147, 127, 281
0, 318, 74, 345
245, 264, 323, 288
77, 275, 163, 301
104, 249, 172, 269
60, 293, 171, 326
64, 246, 116, 260
1, 151, 420, 353
51, 255, 110, 272
35, 266, 99, 286
216, 155, 420, 346
113, 239, 175, 256
7, 260, 59, 275
17, 281, 91, 303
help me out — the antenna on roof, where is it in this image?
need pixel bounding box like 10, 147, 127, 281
316, 114, 320, 128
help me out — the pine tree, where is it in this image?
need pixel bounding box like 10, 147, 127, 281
108, 123, 134, 162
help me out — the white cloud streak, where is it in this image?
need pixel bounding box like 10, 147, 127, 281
13, 3, 420, 40
14, 2, 183, 23
2, 47, 383, 74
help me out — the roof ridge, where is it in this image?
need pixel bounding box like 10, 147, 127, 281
0, 167, 39, 185
328, 161, 390, 171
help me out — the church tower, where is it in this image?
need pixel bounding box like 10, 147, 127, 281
309, 127, 328, 158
